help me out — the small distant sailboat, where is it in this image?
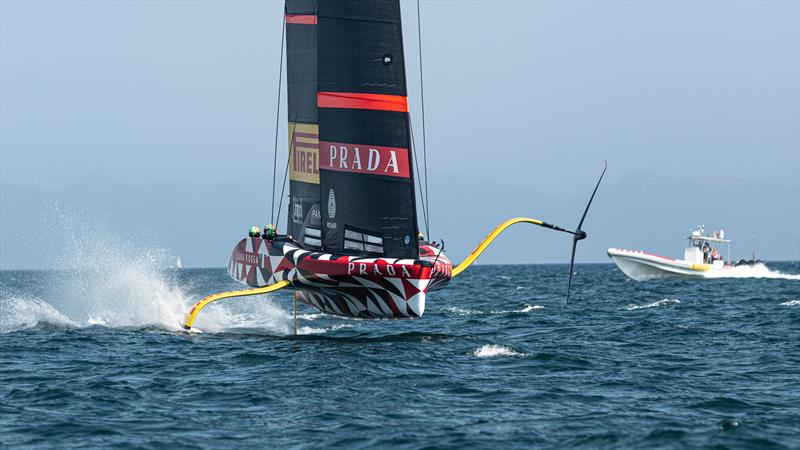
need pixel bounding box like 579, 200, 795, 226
181, 0, 605, 331
176, 256, 183, 270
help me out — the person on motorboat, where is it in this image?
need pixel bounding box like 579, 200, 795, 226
702, 242, 711, 263
248, 226, 261, 237
711, 247, 719, 262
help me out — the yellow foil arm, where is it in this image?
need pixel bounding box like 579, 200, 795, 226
181, 280, 291, 330
451, 217, 545, 278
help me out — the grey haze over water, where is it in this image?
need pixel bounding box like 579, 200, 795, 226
1, 1, 798, 268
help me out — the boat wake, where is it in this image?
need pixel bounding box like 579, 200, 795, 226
443, 304, 544, 316
490, 304, 545, 314
297, 323, 353, 335
626, 298, 681, 311
703, 263, 800, 280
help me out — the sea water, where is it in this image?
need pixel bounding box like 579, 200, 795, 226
1, 261, 799, 448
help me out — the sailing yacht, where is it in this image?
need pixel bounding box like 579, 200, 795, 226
181, 0, 604, 330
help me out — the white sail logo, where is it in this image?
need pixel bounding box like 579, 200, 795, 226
327, 189, 336, 219
319, 141, 410, 178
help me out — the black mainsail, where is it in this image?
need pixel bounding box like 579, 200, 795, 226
286, 0, 419, 259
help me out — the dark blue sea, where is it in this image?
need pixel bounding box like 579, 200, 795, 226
2, 262, 799, 449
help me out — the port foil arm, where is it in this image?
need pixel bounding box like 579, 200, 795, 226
181, 280, 291, 330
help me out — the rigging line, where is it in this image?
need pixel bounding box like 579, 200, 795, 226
416, 0, 431, 239
270, 11, 287, 226
409, 121, 430, 238
277, 118, 300, 233
275, 147, 291, 227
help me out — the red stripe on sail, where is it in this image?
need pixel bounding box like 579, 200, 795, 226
317, 92, 408, 112
286, 15, 317, 24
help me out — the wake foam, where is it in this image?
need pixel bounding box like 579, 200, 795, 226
442, 306, 481, 316
626, 299, 681, 311
297, 323, 352, 335
780, 300, 800, 306
491, 304, 544, 314
474, 344, 525, 357
443, 304, 544, 316
704, 263, 800, 280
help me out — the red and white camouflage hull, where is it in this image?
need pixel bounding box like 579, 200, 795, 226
228, 237, 452, 319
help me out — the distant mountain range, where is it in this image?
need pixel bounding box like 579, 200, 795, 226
1, 172, 797, 269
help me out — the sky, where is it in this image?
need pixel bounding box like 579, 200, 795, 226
1, 0, 798, 269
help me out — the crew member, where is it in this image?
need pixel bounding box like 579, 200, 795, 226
263, 223, 278, 240
248, 226, 261, 237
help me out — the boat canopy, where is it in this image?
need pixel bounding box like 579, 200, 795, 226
687, 236, 732, 244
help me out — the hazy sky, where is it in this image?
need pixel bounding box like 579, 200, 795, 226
2, 0, 798, 188
1, 0, 799, 268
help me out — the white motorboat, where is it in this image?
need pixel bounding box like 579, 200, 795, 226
608, 226, 754, 281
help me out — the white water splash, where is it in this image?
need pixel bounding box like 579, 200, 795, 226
190, 301, 292, 334
58, 253, 191, 331
0, 296, 78, 333
626, 298, 681, 311
703, 263, 800, 280
1, 269, 291, 335
0, 216, 292, 335
297, 312, 326, 321
780, 300, 800, 306
474, 344, 525, 357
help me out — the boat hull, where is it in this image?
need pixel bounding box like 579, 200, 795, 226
607, 248, 712, 281
228, 237, 452, 319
